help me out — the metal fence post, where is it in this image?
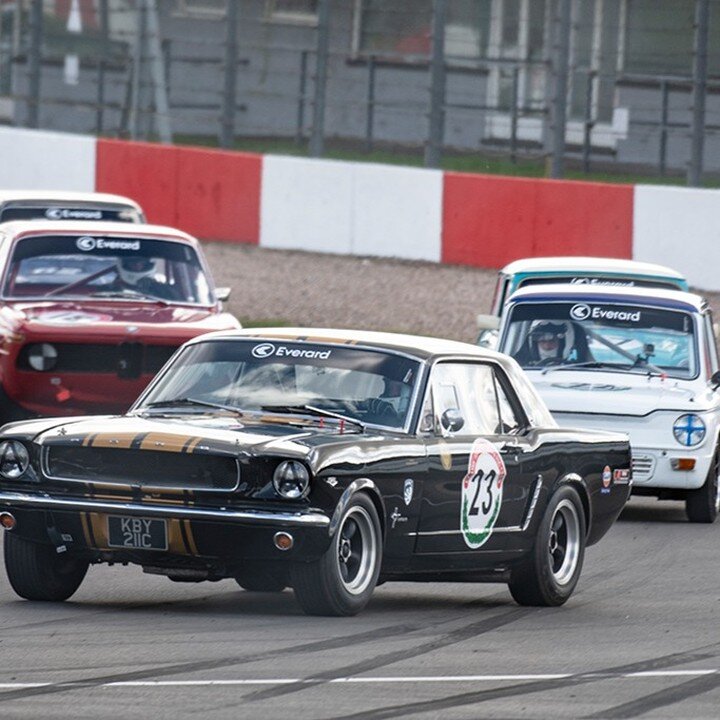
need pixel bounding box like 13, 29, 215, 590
96, 0, 110, 135
425, 0, 447, 168
295, 50, 309, 144
365, 55, 376, 153
220, 0, 239, 149
659, 79, 669, 176
26, 0, 43, 128
550, 0, 572, 178
510, 66, 520, 164
309, 0, 331, 158
582, 70, 595, 173
688, 0, 709, 187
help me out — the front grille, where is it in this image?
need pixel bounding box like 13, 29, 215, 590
631, 455, 655, 479
18, 343, 177, 377
45, 446, 239, 491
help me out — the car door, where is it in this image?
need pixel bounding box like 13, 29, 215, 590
414, 359, 538, 559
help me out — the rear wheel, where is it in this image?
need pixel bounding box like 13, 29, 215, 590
291, 494, 381, 616
4, 533, 88, 601
508, 485, 586, 607
686, 446, 720, 524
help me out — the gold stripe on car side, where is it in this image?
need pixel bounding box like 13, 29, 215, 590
80, 512, 93, 547
141, 433, 201, 453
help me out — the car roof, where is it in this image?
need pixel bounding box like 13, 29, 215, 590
0, 190, 142, 210
0, 220, 199, 246
188, 327, 512, 362
500, 256, 685, 280
507, 283, 706, 313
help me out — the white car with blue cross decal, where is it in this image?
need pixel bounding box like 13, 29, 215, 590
497, 284, 720, 523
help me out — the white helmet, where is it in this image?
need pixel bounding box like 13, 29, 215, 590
118, 256, 159, 286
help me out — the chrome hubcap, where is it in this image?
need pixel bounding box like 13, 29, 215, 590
547, 499, 581, 586
335, 506, 377, 595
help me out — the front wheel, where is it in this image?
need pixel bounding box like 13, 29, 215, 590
291, 494, 382, 616
508, 485, 586, 607
686, 446, 720, 524
4, 533, 89, 601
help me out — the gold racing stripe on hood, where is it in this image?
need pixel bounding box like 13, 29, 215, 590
83, 433, 144, 449
139, 433, 202, 453
183, 437, 203, 453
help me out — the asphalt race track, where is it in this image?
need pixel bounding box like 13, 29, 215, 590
1, 247, 719, 718
0, 496, 718, 719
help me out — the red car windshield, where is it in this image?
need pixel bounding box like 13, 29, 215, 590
3, 234, 214, 305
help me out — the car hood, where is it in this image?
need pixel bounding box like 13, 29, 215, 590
31, 414, 390, 468
4, 300, 238, 335
528, 370, 714, 416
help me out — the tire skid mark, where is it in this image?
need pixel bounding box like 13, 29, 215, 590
0, 620, 423, 703
245, 607, 530, 702
585, 671, 720, 719
329, 645, 720, 720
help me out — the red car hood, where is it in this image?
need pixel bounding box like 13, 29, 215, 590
5, 300, 239, 338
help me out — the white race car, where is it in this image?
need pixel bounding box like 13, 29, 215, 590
497, 284, 720, 523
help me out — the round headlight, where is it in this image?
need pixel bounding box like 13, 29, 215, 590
27, 343, 58, 372
273, 460, 310, 499
673, 414, 706, 447
0, 441, 30, 479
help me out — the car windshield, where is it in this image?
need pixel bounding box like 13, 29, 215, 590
137, 339, 422, 430
3, 234, 213, 304
499, 301, 698, 379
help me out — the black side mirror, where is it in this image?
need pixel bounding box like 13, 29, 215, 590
441, 408, 465, 433
711, 370, 720, 390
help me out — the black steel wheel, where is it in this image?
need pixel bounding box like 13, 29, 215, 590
291, 493, 382, 616
4, 533, 88, 601
686, 445, 720, 524
508, 485, 586, 607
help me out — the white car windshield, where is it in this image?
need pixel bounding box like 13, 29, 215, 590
500, 301, 698, 379
4, 234, 213, 305
138, 340, 422, 430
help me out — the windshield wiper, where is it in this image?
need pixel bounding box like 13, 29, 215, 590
142, 398, 244, 416
540, 361, 615, 375
262, 404, 365, 432
91, 289, 170, 304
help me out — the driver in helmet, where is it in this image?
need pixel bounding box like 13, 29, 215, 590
116, 255, 174, 300
515, 320, 587, 366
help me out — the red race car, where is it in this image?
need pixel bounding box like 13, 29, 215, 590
0, 220, 240, 420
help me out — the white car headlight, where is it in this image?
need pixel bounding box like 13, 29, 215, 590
0, 440, 30, 479
273, 460, 310, 499
672, 414, 706, 447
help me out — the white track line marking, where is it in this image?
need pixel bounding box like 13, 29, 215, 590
1, 671, 718, 690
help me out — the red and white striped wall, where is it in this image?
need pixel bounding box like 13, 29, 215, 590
1, 126, 718, 290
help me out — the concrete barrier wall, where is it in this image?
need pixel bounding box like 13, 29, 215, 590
442, 173, 634, 267
633, 185, 720, 291
4, 128, 720, 292
96, 139, 262, 244
0, 127, 95, 191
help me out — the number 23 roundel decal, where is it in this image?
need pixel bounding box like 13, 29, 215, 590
461, 438, 506, 549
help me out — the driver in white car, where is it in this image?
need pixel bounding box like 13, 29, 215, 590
515, 321, 591, 366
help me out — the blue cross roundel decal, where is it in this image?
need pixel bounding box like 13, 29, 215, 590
672, 414, 706, 447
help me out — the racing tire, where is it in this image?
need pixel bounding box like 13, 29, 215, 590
291, 494, 381, 616
685, 446, 720, 524
4, 533, 89, 602
508, 485, 586, 607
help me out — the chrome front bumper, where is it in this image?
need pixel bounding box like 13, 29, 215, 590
0, 491, 330, 528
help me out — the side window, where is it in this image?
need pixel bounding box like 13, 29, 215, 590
493, 372, 521, 434
428, 362, 502, 436
704, 313, 719, 374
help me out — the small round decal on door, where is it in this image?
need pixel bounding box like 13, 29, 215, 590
460, 438, 506, 549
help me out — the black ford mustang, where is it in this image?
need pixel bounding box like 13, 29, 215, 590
0, 329, 631, 615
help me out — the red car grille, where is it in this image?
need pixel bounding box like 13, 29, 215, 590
17, 343, 177, 378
